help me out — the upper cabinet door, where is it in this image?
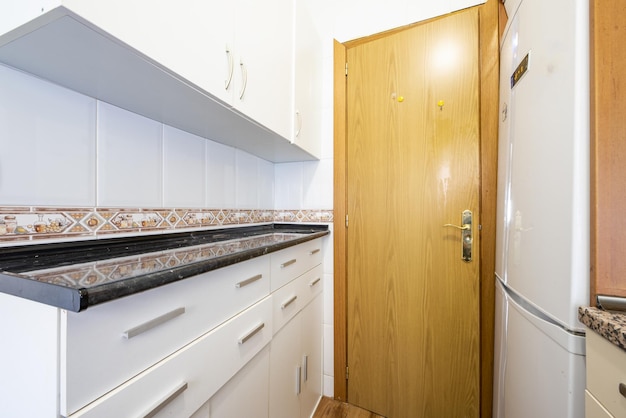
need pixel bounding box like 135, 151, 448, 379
293, 0, 323, 158
233, 0, 294, 140
63, 0, 236, 105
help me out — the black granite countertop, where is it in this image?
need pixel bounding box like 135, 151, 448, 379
578, 306, 626, 351
0, 223, 329, 312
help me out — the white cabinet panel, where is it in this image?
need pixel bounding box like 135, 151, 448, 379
273, 264, 323, 334
293, 0, 323, 158
586, 330, 626, 418
586, 391, 613, 418
70, 296, 273, 418
271, 238, 323, 291
62, 256, 270, 415
269, 293, 323, 418
209, 345, 270, 418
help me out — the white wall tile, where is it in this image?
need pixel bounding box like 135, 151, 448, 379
206, 140, 236, 208
303, 159, 333, 209
257, 158, 275, 210
274, 162, 303, 209
0, 65, 97, 207
163, 126, 206, 208
235, 150, 258, 209
323, 375, 334, 398
97, 102, 163, 207
323, 323, 335, 377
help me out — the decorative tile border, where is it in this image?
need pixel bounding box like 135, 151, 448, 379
0, 207, 333, 245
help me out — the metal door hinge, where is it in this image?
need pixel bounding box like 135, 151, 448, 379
345, 62, 348, 76
346, 366, 349, 380
345, 214, 349, 228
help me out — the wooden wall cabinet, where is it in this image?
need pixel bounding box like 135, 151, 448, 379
590, 0, 626, 304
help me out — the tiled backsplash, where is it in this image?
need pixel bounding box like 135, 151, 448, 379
0, 207, 333, 245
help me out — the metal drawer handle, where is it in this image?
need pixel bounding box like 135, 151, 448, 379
296, 366, 302, 395
619, 383, 626, 399
238, 322, 265, 345
123, 307, 185, 339
141, 382, 188, 418
309, 248, 320, 255
281, 295, 298, 310
235, 274, 263, 288
309, 277, 321, 287
281, 259, 297, 268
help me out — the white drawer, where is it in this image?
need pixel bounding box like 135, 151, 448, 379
270, 238, 322, 291
272, 264, 323, 334
586, 330, 626, 418
586, 390, 614, 418
69, 295, 273, 418
61, 255, 270, 416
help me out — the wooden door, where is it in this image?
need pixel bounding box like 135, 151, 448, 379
346, 9, 480, 418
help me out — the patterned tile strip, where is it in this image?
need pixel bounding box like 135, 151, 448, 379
0, 207, 333, 244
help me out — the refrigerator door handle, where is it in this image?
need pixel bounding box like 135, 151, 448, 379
443, 209, 473, 262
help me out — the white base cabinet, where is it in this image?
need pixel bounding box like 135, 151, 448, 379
0, 237, 325, 418
205, 345, 270, 418
585, 329, 626, 418
270, 293, 323, 418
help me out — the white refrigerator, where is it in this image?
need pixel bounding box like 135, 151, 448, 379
493, 0, 590, 417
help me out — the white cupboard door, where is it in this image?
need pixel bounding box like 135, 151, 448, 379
269, 313, 302, 418
233, 0, 294, 140
63, 0, 235, 101
300, 294, 323, 417
293, 0, 323, 157
208, 346, 270, 418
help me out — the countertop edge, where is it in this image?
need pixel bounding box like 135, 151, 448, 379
0, 224, 329, 312
578, 306, 626, 351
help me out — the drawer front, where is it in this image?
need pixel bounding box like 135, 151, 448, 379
272, 264, 323, 334
270, 238, 322, 291
69, 296, 273, 418
586, 390, 614, 418
62, 256, 270, 416
586, 330, 626, 417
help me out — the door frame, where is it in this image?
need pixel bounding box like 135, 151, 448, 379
332, 2, 500, 417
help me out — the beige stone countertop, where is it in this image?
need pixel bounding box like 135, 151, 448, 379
578, 306, 626, 351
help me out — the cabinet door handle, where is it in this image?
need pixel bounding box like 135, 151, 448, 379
238, 322, 265, 345
295, 110, 302, 139
296, 366, 302, 395
235, 274, 263, 288
239, 60, 248, 100
281, 295, 298, 310
309, 248, 320, 255
225, 46, 234, 90
619, 383, 626, 399
123, 307, 185, 339
303, 354, 308, 382
309, 277, 321, 287
141, 382, 188, 418
281, 258, 297, 268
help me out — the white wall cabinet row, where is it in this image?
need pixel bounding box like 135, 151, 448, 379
0, 238, 324, 418
0, 0, 322, 162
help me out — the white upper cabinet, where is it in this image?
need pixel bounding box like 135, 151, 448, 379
0, 0, 318, 162
293, 0, 323, 158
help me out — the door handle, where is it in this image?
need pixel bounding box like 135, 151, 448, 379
443, 209, 472, 262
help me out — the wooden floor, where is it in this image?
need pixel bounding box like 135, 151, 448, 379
313, 397, 386, 418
